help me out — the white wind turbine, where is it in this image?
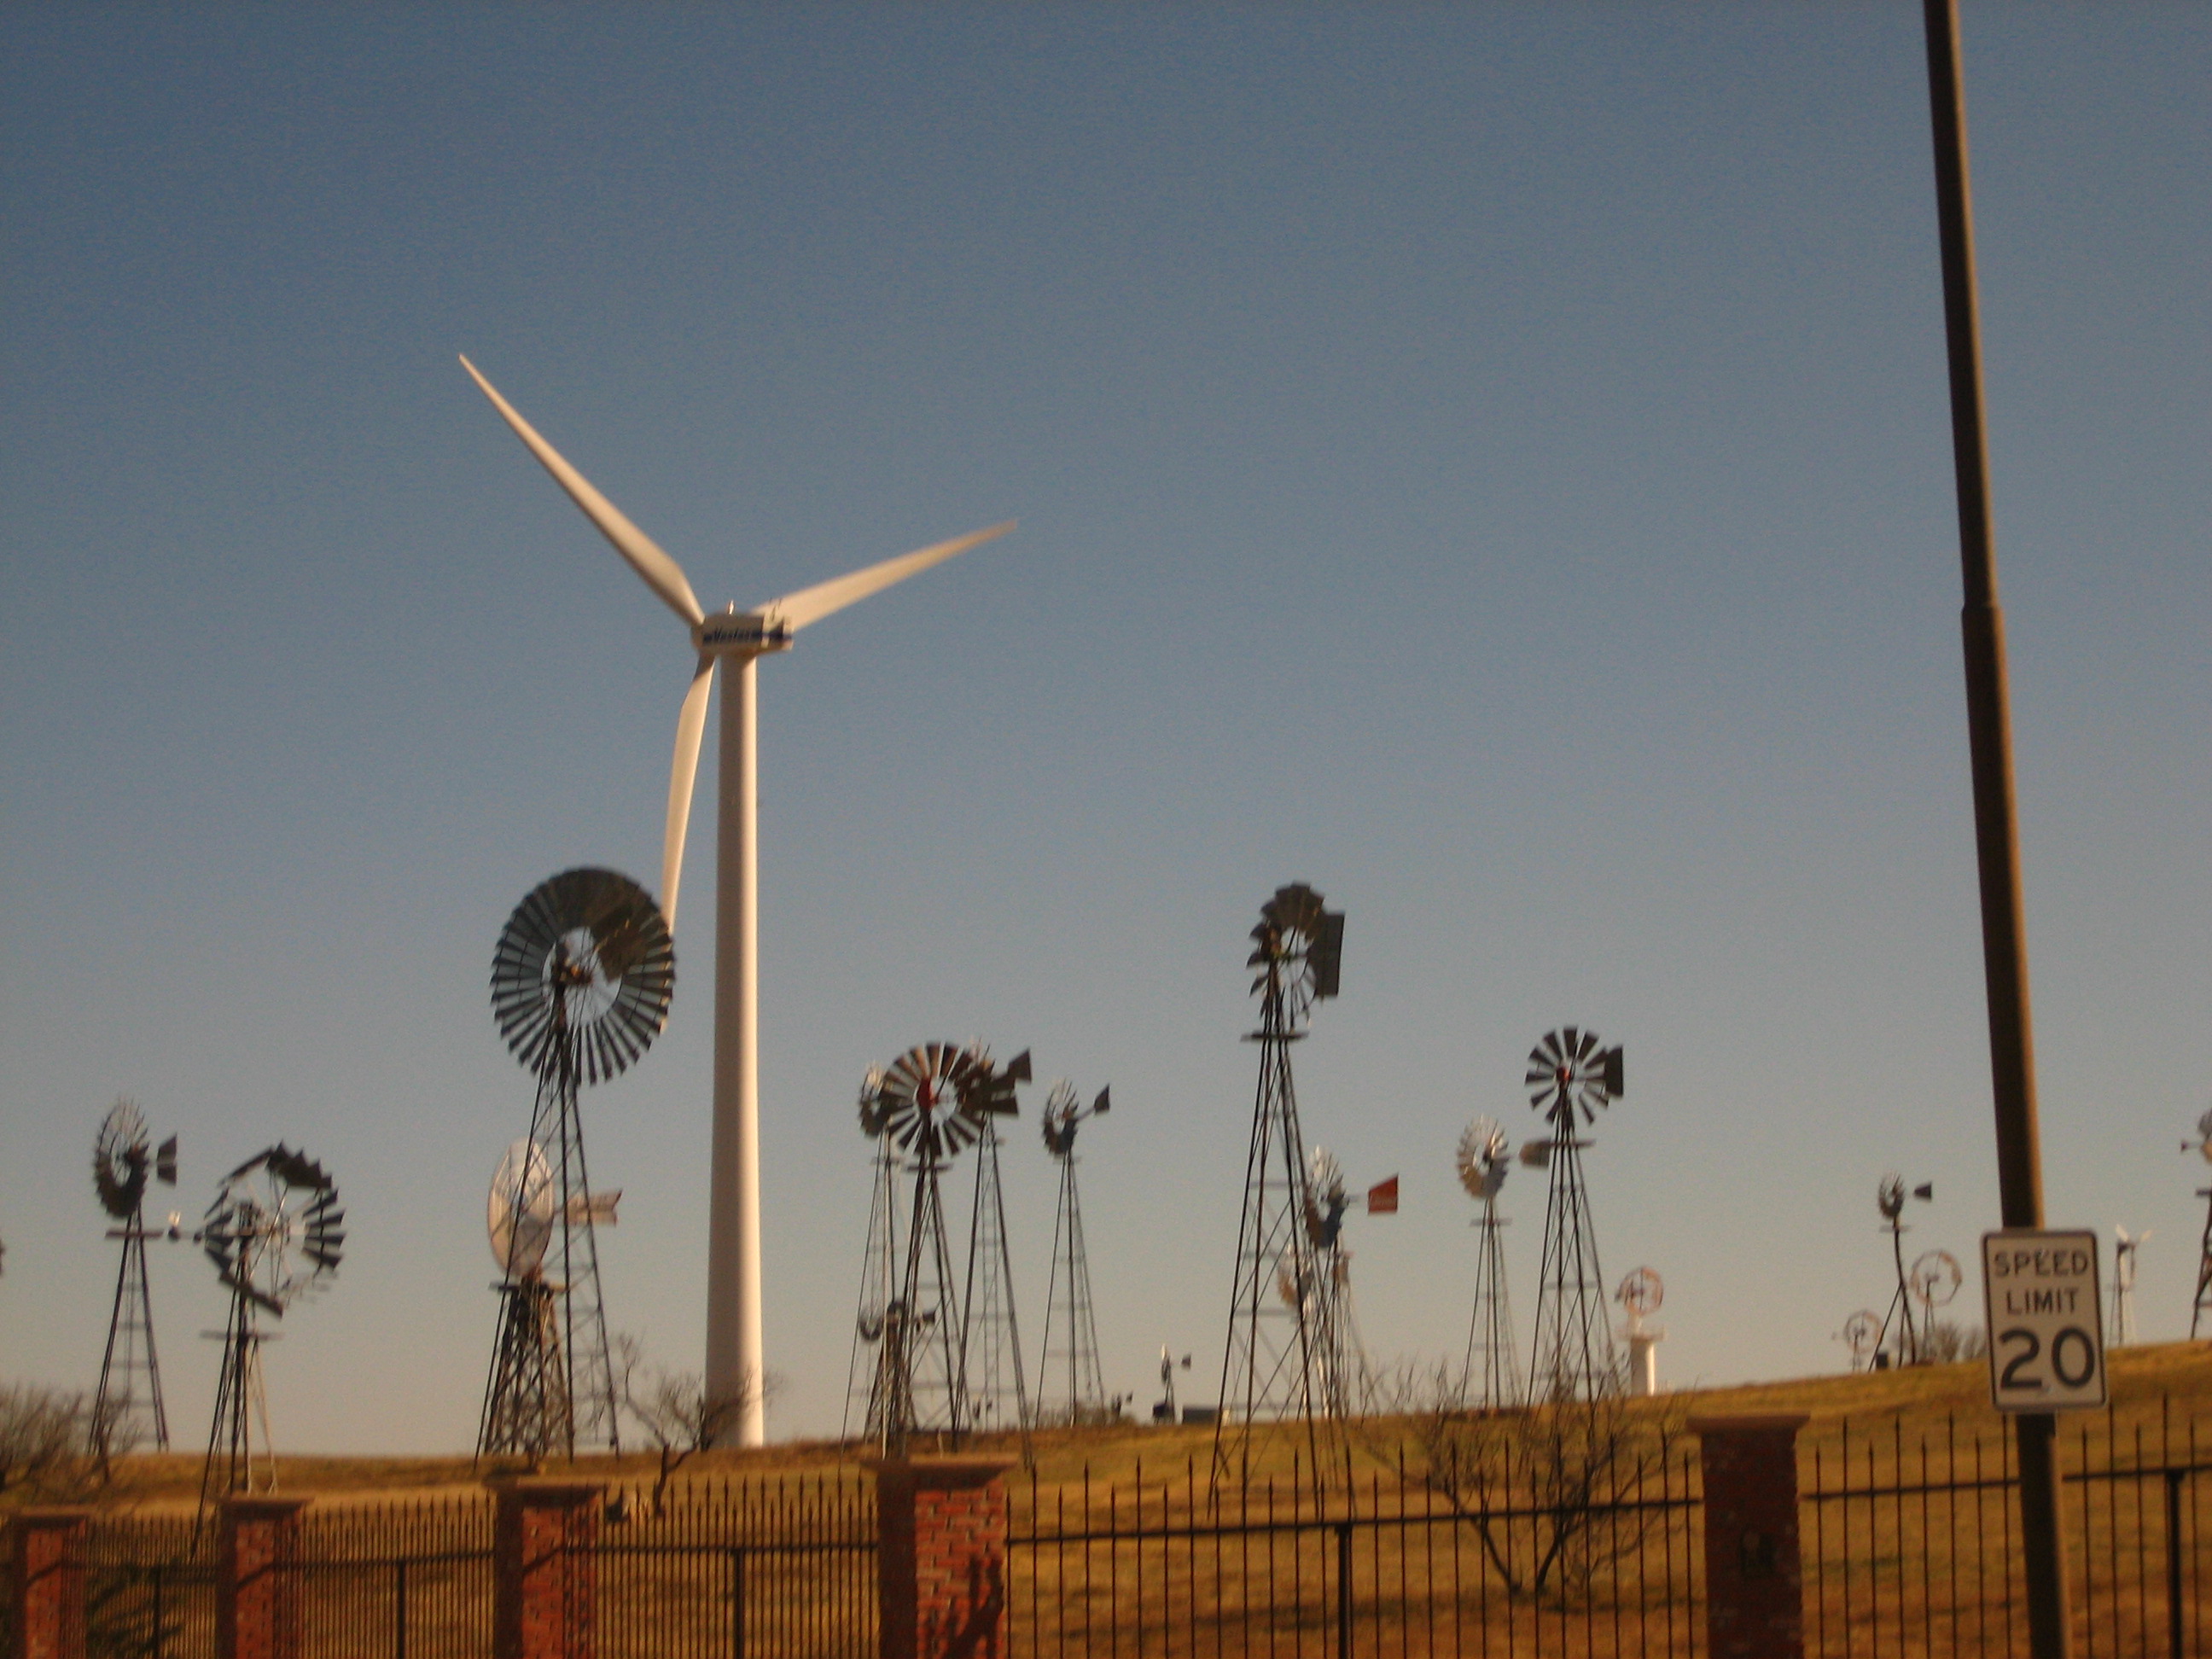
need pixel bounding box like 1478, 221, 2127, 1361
463, 357, 1012, 1446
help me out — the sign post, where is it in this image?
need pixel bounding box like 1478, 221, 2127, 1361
1982, 1231, 2107, 1413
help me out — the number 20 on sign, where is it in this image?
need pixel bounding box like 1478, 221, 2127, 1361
1980, 1230, 2107, 1412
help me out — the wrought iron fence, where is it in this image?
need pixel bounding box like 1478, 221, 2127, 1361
296, 1493, 494, 1659
595, 1470, 876, 1659
1801, 1403, 2209, 1659
1007, 1447, 1707, 1659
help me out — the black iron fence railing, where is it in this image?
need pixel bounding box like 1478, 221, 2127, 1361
1801, 1404, 2208, 1659
1007, 1449, 1707, 1659
594, 1470, 876, 1659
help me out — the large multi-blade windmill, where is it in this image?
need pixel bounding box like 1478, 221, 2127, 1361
1216, 883, 1343, 1479
1522, 1027, 1625, 1402
860, 1041, 995, 1452
91, 1100, 178, 1454
489, 867, 672, 1458
463, 358, 1012, 1447
1455, 1115, 1518, 1409
1038, 1080, 1112, 1426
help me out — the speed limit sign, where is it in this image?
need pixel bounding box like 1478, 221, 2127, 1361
1981, 1230, 2107, 1412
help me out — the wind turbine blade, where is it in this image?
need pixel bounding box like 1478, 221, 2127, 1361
459, 356, 707, 627
662, 655, 716, 929
765, 521, 1014, 632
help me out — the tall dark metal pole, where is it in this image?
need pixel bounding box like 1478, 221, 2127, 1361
1918, 3, 2070, 1655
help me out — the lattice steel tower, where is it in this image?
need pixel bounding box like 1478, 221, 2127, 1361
1455, 1115, 1519, 1409
92, 1100, 178, 1454
958, 1047, 1033, 1441
1038, 1081, 1112, 1426
1215, 883, 1343, 1454
477, 1139, 571, 1463
1523, 1027, 1624, 1402
845, 1074, 905, 1440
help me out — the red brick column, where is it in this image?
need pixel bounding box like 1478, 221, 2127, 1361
492, 1481, 600, 1659
1691, 1414, 1810, 1659
871, 1458, 1011, 1659
9, 1509, 89, 1659
218, 1495, 310, 1659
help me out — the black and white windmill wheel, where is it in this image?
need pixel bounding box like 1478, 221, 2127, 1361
492, 868, 675, 1086
201, 1144, 345, 1316
1524, 1027, 1624, 1129
1247, 883, 1346, 1033
876, 1042, 993, 1162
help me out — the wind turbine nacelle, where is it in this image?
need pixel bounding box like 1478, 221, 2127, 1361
695, 614, 795, 656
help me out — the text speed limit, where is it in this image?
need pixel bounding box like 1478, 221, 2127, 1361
1980, 1230, 2107, 1412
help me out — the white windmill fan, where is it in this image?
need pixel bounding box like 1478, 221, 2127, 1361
1841, 1309, 1883, 1365
487, 1138, 618, 1281
1457, 1115, 1510, 1202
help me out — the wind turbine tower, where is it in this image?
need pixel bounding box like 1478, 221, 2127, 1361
463, 359, 1011, 1444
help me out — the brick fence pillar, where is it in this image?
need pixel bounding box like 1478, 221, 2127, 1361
492, 1481, 600, 1659
9, 1509, 90, 1659
1691, 1414, 1810, 1659
218, 1495, 310, 1659
871, 1458, 1012, 1659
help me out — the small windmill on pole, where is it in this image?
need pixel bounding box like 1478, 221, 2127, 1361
462, 359, 1012, 1447
1038, 1080, 1112, 1426
92, 1100, 179, 1455
1455, 1115, 1517, 1409
1522, 1027, 1625, 1402
1615, 1267, 1665, 1397
477, 1140, 573, 1464
1873, 1174, 1935, 1367
2186, 1110, 2212, 1340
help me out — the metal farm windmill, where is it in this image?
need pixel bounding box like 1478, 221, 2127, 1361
1840, 1309, 1883, 1374
1909, 1249, 1963, 1356
477, 1139, 585, 1463
1456, 1115, 1519, 1409
490, 867, 672, 1457
1038, 1080, 1112, 1427
1615, 1267, 1666, 1397
92, 1099, 179, 1453
958, 1047, 1033, 1442
844, 1071, 905, 1441
1216, 884, 1344, 1468
862, 1042, 994, 1452
197, 1145, 343, 1508
1873, 1173, 1936, 1367
2187, 1110, 2212, 1339
1301, 1148, 1396, 1419
1522, 1027, 1625, 1401
463, 358, 1011, 1446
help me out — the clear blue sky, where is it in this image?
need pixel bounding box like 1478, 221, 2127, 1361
3, 4, 2206, 1452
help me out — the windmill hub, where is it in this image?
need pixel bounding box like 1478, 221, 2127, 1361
695, 611, 794, 656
